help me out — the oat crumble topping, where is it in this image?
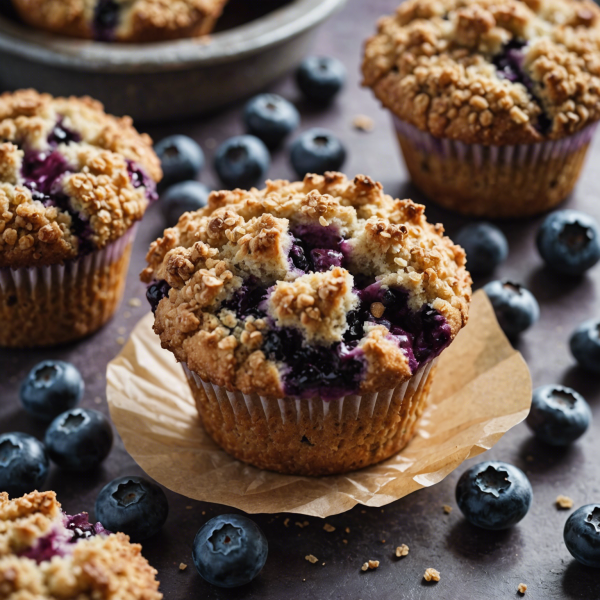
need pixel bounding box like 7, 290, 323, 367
424, 567, 441, 582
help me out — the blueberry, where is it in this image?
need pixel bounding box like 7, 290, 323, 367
154, 135, 204, 189
20, 360, 84, 421
160, 181, 210, 227
0, 433, 49, 497
44, 408, 113, 471
296, 56, 346, 103
193, 514, 268, 588
456, 461, 533, 530
95, 476, 168, 541
570, 319, 600, 374
483, 280, 540, 338
536, 210, 600, 275
290, 128, 346, 177
564, 505, 600, 567
243, 94, 300, 148
214, 135, 270, 190
526, 385, 591, 446
454, 223, 508, 276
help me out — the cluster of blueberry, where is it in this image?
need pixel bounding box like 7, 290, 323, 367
453, 210, 600, 567
156, 56, 347, 227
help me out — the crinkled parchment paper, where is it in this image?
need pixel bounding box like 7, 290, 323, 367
106, 291, 531, 517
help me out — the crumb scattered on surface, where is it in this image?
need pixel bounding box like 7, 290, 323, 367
116, 336, 125, 345
128, 298, 142, 307
94, 396, 102, 405
186, 506, 192, 509
343, 539, 348, 544
117, 326, 126, 335
424, 568, 440, 582
556, 495, 574, 509
201, 511, 206, 515
518, 583, 527, 594
396, 544, 409, 557
361, 560, 380, 571
179, 563, 187, 571
305, 555, 318, 564
352, 115, 375, 132
124, 311, 132, 318
324, 523, 336, 532
443, 505, 452, 514
526, 455, 534, 462
284, 518, 290, 527
296, 521, 309, 528
345, 527, 350, 533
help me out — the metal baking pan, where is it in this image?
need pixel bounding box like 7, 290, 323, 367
0, 0, 346, 122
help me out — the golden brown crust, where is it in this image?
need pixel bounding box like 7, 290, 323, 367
0, 90, 161, 268
143, 173, 472, 397
0, 491, 162, 600
362, 0, 600, 144
11, 0, 228, 42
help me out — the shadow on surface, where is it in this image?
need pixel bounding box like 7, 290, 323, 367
561, 559, 600, 599
517, 436, 583, 475
445, 519, 522, 562
561, 365, 600, 400
525, 265, 592, 304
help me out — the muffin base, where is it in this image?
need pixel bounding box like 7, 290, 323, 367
182, 360, 437, 476
395, 118, 598, 218
0, 226, 137, 348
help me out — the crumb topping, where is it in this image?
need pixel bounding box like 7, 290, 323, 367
0, 90, 161, 269
424, 567, 441, 581
362, 0, 600, 144
143, 172, 471, 398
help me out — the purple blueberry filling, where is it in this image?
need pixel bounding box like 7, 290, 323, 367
127, 159, 158, 203
47, 120, 81, 147
288, 225, 351, 274
146, 280, 172, 313
19, 513, 109, 564
93, 0, 120, 42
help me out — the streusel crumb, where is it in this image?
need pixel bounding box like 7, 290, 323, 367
305, 554, 319, 564
323, 523, 336, 532
556, 495, 574, 509
396, 544, 409, 557
518, 582, 528, 594
424, 567, 441, 582
361, 560, 380, 571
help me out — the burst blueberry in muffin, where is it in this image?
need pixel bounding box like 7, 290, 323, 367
142, 172, 471, 475
0, 490, 162, 599
0, 89, 161, 347
362, 0, 600, 218
11, 0, 229, 43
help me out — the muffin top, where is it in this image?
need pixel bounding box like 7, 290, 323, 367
362, 0, 600, 145
11, 0, 227, 42
142, 172, 471, 399
0, 490, 162, 600
0, 90, 161, 269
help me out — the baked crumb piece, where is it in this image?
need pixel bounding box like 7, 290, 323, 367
296, 520, 309, 528
424, 568, 440, 582
179, 563, 187, 571
305, 554, 318, 564
128, 298, 142, 307
443, 505, 453, 514
556, 495, 574, 509
518, 583, 527, 594
284, 518, 290, 527
345, 527, 350, 533
362, 560, 380, 571
395, 544, 409, 557
352, 115, 375, 132
343, 539, 348, 544
323, 523, 336, 532
116, 336, 125, 345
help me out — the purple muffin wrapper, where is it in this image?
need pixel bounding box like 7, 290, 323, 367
182, 358, 437, 428
393, 116, 599, 167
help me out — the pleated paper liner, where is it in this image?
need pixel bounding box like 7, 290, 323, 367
106, 290, 531, 517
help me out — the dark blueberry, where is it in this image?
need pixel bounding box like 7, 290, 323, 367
95, 476, 168, 541
454, 222, 508, 276
527, 385, 591, 446
47, 120, 81, 147
455, 461, 533, 530
160, 181, 210, 227
243, 94, 300, 148
311, 248, 344, 271
0, 433, 49, 497
127, 160, 158, 203
296, 56, 346, 103
94, 0, 120, 41
564, 505, 600, 568
154, 135, 204, 189
193, 514, 268, 588
290, 128, 346, 177
65, 512, 110, 541
214, 135, 270, 189
20, 360, 84, 421
483, 280, 539, 338
44, 408, 113, 471
536, 210, 600, 276
146, 280, 171, 314
570, 319, 600, 374
22, 150, 69, 198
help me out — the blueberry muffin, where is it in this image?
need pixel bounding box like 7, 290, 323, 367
362, 0, 600, 218
142, 172, 471, 476
11, 0, 229, 42
0, 490, 162, 599
0, 89, 161, 347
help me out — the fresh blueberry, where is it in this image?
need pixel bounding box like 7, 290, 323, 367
44, 408, 113, 471
243, 94, 300, 148
290, 128, 346, 177
154, 135, 204, 189
193, 514, 268, 588
20, 360, 84, 421
214, 135, 270, 189
0, 433, 49, 497
296, 56, 346, 103
526, 385, 591, 446
455, 223, 508, 276
570, 319, 600, 374
160, 181, 210, 227
456, 461, 533, 530
564, 505, 600, 568
95, 476, 168, 541
483, 280, 540, 338
536, 210, 600, 275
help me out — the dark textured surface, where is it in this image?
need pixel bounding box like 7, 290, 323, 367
1, 1, 600, 598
